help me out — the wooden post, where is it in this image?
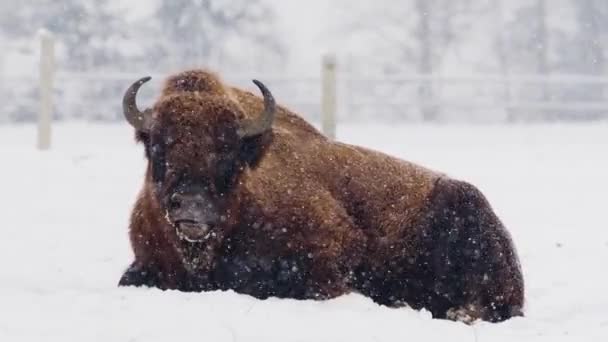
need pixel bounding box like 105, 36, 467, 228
321, 54, 337, 140
38, 29, 55, 150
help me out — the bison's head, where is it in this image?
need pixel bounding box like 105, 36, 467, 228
123, 76, 275, 247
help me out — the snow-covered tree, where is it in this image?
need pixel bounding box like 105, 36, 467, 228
0, 0, 128, 71
153, 0, 286, 73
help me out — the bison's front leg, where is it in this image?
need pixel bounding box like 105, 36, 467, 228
297, 192, 367, 300
119, 195, 191, 291
119, 260, 208, 292
421, 178, 524, 323
118, 261, 163, 288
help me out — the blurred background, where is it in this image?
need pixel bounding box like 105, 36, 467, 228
2, 0, 608, 126
1, 2, 607, 339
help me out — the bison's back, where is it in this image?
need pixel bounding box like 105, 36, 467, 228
324, 142, 442, 259
247, 127, 442, 248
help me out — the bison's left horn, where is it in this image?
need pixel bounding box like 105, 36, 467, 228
238, 79, 276, 138
123, 76, 152, 131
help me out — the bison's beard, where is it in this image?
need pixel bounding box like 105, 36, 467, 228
164, 211, 221, 274
177, 240, 215, 274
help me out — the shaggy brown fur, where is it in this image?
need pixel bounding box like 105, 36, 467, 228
119, 69, 524, 323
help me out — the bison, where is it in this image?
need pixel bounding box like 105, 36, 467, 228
118, 69, 524, 323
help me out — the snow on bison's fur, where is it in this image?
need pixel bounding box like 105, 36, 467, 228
118, 69, 524, 323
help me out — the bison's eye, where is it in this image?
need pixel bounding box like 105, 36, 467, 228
150, 144, 167, 183
215, 156, 236, 193
168, 195, 181, 211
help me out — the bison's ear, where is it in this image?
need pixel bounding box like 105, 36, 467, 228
238, 133, 272, 168
136, 130, 152, 158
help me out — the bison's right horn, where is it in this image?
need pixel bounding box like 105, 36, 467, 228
123, 76, 152, 131
238, 79, 276, 138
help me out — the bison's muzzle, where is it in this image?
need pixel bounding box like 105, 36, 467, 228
166, 192, 220, 243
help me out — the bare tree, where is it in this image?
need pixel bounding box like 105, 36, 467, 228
332, 0, 477, 121
414, 0, 436, 120
491, 0, 516, 121
536, 0, 550, 104
574, 0, 606, 74
568, 0, 608, 119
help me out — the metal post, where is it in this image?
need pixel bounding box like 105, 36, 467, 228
321, 54, 337, 140
38, 29, 55, 150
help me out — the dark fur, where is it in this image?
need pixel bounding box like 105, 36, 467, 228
119, 69, 524, 323
353, 178, 524, 322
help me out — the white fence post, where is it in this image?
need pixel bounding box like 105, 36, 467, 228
321, 54, 337, 140
38, 29, 55, 150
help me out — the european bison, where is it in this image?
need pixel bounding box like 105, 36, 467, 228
118, 69, 524, 323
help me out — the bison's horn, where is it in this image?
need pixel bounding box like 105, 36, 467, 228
238, 79, 276, 138
123, 76, 152, 131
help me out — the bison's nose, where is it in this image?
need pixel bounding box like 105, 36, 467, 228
169, 192, 203, 213
168, 192, 187, 211
168, 192, 218, 224
168, 192, 219, 243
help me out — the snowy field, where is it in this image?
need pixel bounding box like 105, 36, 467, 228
0, 122, 607, 341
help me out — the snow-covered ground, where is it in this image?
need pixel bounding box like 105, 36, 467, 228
0, 122, 607, 341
